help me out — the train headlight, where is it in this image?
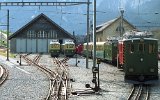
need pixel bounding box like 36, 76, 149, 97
129, 68, 134, 72
140, 58, 143, 62
150, 68, 154, 72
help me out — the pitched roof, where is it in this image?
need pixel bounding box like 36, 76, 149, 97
9, 13, 75, 40
96, 17, 136, 33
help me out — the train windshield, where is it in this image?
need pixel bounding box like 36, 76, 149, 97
66, 44, 74, 48
128, 44, 134, 53
138, 43, 145, 53
51, 44, 60, 48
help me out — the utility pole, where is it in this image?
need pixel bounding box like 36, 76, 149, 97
93, 0, 96, 69
89, 20, 93, 42
85, 1, 100, 92
120, 9, 124, 37
86, 0, 89, 69
6, 9, 9, 61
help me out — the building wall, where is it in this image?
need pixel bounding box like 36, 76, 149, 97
96, 19, 135, 42
96, 32, 103, 42
10, 38, 16, 53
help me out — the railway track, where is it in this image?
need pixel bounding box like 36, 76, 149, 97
50, 57, 70, 100
127, 84, 150, 100
21, 54, 70, 100
0, 65, 8, 85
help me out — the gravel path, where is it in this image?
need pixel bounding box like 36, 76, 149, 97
0, 55, 49, 100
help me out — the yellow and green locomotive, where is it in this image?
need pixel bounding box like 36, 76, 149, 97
61, 39, 75, 57
49, 39, 60, 57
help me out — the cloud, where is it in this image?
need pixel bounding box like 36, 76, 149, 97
62, 16, 68, 22
130, 0, 152, 9
31, 15, 35, 19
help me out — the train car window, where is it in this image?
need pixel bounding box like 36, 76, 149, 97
69, 45, 72, 48
128, 44, 134, 53
144, 44, 146, 51
51, 45, 53, 48
89, 45, 93, 50
53, 44, 57, 48
153, 44, 155, 53
149, 43, 155, 53
65, 44, 68, 48
96, 46, 99, 50
88, 45, 91, 50
149, 44, 152, 53
84, 45, 86, 50
138, 43, 144, 52
96, 45, 103, 50
56, 44, 60, 48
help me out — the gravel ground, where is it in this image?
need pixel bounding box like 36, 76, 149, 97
0, 54, 160, 100
0, 55, 49, 100
67, 57, 160, 100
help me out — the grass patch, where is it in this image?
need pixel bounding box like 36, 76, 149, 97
0, 50, 16, 58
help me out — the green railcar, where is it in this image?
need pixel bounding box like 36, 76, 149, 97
119, 38, 159, 83
104, 39, 118, 63
82, 42, 93, 58
49, 40, 60, 57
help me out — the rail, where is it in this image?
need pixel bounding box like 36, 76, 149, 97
0, 65, 8, 85
21, 54, 70, 100
127, 84, 150, 100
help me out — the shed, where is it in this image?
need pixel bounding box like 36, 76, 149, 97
9, 13, 75, 53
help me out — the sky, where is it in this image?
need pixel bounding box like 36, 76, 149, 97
0, 0, 160, 35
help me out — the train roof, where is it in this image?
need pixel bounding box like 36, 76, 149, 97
83, 42, 93, 45
96, 42, 105, 45
123, 30, 153, 39
62, 41, 75, 45
49, 39, 60, 44
50, 41, 60, 44
119, 38, 158, 42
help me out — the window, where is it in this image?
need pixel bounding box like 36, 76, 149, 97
96, 45, 103, 50
84, 45, 86, 50
66, 44, 74, 49
128, 44, 134, 53
69, 44, 74, 48
89, 45, 92, 50
52, 44, 60, 48
149, 44, 155, 53
138, 43, 145, 52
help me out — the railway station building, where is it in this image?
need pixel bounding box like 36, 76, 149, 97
9, 13, 75, 53
96, 17, 136, 42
